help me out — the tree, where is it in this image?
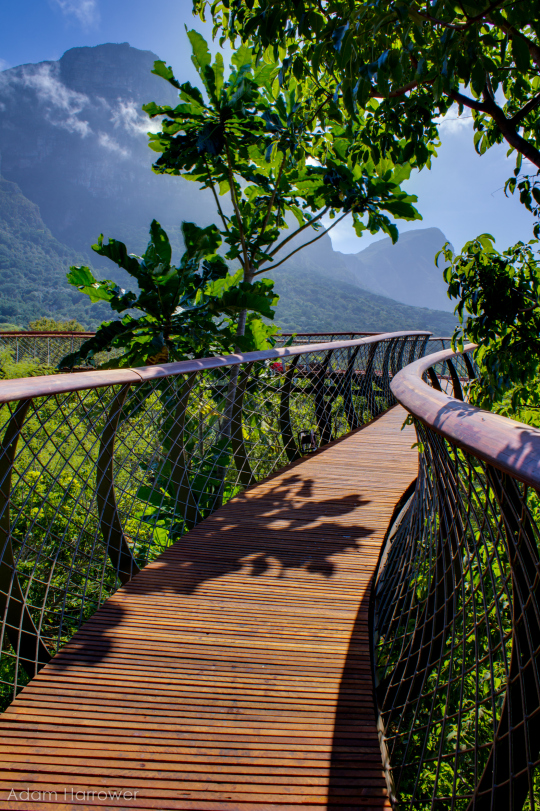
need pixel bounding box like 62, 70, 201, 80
29, 317, 86, 332
199, 0, 540, 176
62, 219, 277, 369
143, 28, 422, 343
65, 31, 421, 369
439, 235, 540, 420
197, 1, 540, 414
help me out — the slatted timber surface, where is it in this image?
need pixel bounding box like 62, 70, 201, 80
0, 405, 417, 810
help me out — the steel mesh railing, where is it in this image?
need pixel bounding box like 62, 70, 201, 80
375, 345, 540, 809
0, 332, 94, 367
0, 331, 451, 370
0, 330, 429, 708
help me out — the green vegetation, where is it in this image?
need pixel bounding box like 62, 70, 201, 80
440, 235, 540, 424
66, 31, 425, 366
202, 0, 540, 175
145, 30, 422, 293
62, 219, 277, 368
200, 0, 540, 422
0, 176, 113, 329
273, 265, 457, 334
0, 347, 54, 380
28, 317, 86, 332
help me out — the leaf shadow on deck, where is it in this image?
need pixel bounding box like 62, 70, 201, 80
49, 469, 375, 676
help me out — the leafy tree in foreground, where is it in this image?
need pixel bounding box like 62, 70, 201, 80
64, 31, 421, 368
62, 219, 277, 369
439, 235, 540, 421
200, 0, 540, 174
198, 0, 540, 413
143, 30, 422, 336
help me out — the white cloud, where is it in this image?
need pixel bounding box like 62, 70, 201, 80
19, 63, 92, 137
22, 63, 88, 113
97, 132, 130, 158
51, 0, 100, 28
435, 104, 473, 135
110, 100, 162, 136
0, 58, 9, 72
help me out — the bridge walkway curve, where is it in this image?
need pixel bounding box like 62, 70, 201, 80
0, 405, 417, 811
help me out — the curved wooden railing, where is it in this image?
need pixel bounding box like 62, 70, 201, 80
375, 345, 540, 809
0, 330, 429, 709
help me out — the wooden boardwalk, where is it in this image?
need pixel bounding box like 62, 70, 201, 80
0, 406, 417, 810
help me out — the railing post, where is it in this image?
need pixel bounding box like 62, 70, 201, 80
280, 356, 301, 463
313, 350, 333, 446
163, 372, 200, 531
96, 384, 140, 585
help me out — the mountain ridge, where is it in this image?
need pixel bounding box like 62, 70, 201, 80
0, 42, 458, 334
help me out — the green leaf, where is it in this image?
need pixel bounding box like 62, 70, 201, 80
213, 51, 225, 97
151, 60, 181, 90
512, 36, 530, 72
187, 29, 212, 73
147, 220, 172, 268
67, 266, 97, 288
231, 43, 253, 71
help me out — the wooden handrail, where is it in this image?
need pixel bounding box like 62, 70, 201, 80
0, 330, 431, 404
391, 344, 540, 489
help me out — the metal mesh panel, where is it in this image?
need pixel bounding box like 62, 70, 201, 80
375, 348, 540, 810
0, 332, 428, 709
0, 332, 120, 369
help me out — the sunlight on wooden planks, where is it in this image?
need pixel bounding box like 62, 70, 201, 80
0, 406, 417, 810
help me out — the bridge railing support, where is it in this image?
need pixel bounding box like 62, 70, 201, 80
376, 345, 540, 810
0, 330, 429, 708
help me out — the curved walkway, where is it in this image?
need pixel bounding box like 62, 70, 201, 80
0, 406, 417, 810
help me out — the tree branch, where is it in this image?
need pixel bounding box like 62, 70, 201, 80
510, 92, 540, 127
491, 20, 540, 69
480, 85, 540, 169
448, 89, 488, 113
204, 157, 230, 234
370, 78, 423, 100
223, 136, 250, 276
253, 212, 350, 275
258, 206, 330, 266
253, 153, 287, 256
416, 0, 506, 30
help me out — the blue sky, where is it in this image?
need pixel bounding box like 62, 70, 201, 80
1, 0, 535, 255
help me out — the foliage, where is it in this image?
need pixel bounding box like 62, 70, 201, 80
144, 30, 422, 291
0, 347, 54, 380
505, 168, 540, 239
0, 175, 110, 329
439, 235, 540, 413
62, 219, 278, 369
0, 323, 23, 331
273, 264, 457, 334
29, 317, 86, 332
200, 0, 540, 177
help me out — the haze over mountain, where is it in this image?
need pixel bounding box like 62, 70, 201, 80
0, 42, 215, 262
340, 228, 454, 312
0, 42, 457, 333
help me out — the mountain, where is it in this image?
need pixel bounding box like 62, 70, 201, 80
0, 43, 458, 334
270, 232, 457, 334
0, 175, 112, 326
0, 43, 215, 264
339, 227, 454, 311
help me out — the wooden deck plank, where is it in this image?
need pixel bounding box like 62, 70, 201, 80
0, 406, 416, 810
